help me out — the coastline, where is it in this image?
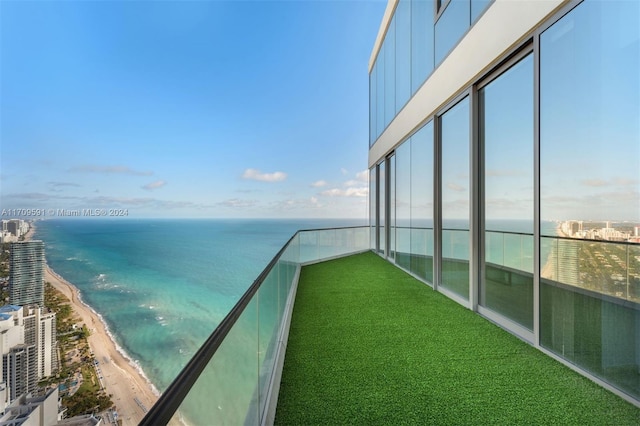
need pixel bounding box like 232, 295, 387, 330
27, 223, 159, 425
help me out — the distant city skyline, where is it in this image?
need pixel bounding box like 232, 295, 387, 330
1, 0, 386, 219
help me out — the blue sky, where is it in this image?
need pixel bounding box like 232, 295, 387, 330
1, 0, 385, 219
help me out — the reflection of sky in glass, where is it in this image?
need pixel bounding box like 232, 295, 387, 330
482, 54, 533, 231
540, 0, 639, 222
441, 97, 469, 226
396, 142, 411, 228
411, 0, 434, 94
435, 0, 470, 65
384, 16, 396, 128
379, 161, 386, 251
471, 0, 491, 23
395, 0, 411, 111
412, 121, 434, 227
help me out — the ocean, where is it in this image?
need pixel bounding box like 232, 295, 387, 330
34, 218, 365, 396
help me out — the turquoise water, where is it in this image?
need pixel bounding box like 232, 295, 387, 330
34, 218, 364, 394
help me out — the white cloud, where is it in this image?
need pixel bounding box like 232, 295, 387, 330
269, 196, 323, 211
48, 181, 81, 193
581, 178, 639, 187
447, 182, 466, 192
242, 168, 287, 182
343, 170, 369, 187
218, 198, 257, 208
311, 180, 328, 188
69, 165, 153, 176
142, 180, 167, 191
486, 169, 525, 177
3, 192, 210, 210
581, 179, 610, 187
355, 170, 369, 182
320, 187, 369, 198
340, 168, 348, 175
48, 181, 81, 188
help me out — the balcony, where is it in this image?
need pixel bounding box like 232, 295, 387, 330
275, 252, 639, 424
141, 227, 640, 425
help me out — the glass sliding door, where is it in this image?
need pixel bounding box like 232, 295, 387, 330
369, 167, 376, 250
388, 154, 396, 261
411, 122, 434, 283
395, 142, 412, 270
479, 53, 534, 330
439, 97, 470, 299
539, 0, 640, 399
378, 161, 386, 255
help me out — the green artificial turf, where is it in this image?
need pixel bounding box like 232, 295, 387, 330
274, 251, 640, 425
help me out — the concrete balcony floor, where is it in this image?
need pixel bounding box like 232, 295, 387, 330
275, 252, 640, 425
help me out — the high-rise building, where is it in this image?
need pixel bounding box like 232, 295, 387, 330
4, 220, 27, 239
9, 241, 45, 307
27, 307, 57, 379
3, 345, 37, 403
0, 305, 56, 407
0, 387, 60, 425
367, 0, 639, 406
0, 308, 37, 406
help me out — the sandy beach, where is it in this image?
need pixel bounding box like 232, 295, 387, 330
27, 225, 159, 425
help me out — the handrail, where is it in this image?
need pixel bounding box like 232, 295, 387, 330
139, 232, 298, 425
140, 225, 368, 425
542, 234, 640, 247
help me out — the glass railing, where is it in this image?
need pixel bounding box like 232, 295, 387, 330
140, 226, 369, 426
485, 230, 534, 274
541, 236, 640, 303
393, 226, 434, 283
540, 236, 640, 400
482, 230, 534, 330
441, 228, 470, 299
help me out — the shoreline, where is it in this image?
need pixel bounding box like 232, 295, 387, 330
27, 223, 159, 425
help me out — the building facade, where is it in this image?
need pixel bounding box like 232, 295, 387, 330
0, 306, 57, 408
0, 387, 60, 426
368, 0, 639, 405
9, 241, 45, 307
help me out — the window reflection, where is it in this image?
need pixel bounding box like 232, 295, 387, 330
395, 0, 411, 111
540, 0, 639, 229
384, 17, 396, 128
471, 0, 491, 23
395, 141, 411, 270
411, 0, 434, 94
479, 54, 534, 329
540, 0, 640, 400
411, 122, 434, 283
440, 97, 469, 299
435, 0, 470, 65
